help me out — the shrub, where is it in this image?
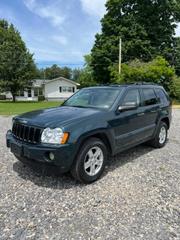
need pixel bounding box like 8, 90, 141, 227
172, 77, 180, 100
38, 95, 45, 101
110, 56, 175, 96
0, 95, 6, 100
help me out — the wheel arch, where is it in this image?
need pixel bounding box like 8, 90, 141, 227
160, 117, 170, 129
76, 130, 113, 156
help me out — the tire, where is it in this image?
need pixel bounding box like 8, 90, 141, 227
71, 137, 107, 184
149, 121, 168, 148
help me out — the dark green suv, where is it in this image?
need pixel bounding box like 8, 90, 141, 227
6, 83, 172, 183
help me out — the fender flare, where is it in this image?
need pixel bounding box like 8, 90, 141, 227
74, 129, 114, 158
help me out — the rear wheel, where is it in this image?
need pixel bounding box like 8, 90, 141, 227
149, 122, 168, 148
71, 138, 107, 183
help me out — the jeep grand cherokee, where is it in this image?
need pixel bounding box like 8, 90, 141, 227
6, 83, 171, 183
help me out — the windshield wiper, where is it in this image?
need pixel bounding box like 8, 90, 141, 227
65, 105, 88, 108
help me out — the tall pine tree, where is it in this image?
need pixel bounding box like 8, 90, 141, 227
91, 0, 180, 83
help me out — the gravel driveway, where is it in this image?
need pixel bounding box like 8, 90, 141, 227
0, 111, 180, 240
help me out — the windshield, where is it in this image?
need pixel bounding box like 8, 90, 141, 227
63, 88, 121, 109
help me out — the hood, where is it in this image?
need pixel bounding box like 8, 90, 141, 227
14, 106, 102, 128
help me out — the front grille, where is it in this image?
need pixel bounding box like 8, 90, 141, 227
12, 122, 42, 144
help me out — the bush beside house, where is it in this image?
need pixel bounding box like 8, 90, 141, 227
0, 95, 6, 100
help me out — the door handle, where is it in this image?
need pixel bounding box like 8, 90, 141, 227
137, 112, 145, 116
150, 110, 157, 113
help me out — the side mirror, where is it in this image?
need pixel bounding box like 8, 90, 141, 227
118, 102, 138, 112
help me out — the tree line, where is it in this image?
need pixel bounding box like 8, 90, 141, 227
35, 55, 96, 88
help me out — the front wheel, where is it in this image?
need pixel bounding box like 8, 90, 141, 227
149, 122, 168, 148
71, 138, 107, 183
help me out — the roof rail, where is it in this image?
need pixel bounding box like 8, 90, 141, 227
95, 84, 123, 87
132, 82, 158, 85
96, 82, 158, 87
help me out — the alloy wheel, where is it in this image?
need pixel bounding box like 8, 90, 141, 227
159, 126, 167, 144
84, 146, 104, 177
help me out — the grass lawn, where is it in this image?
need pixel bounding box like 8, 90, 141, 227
0, 100, 180, 116
0, 101, 62, 115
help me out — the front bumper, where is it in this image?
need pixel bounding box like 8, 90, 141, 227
6, 130, 77, 173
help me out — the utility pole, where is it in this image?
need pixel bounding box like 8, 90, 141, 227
119, 37, 122, 75
43, 70, 46, 80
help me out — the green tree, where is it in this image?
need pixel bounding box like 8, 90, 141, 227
174, 37, 180, 76
77, 55, 97, 88
0, 19, 36, 101
45, 64, 61, 79
42, 64, 72, 79
72, 68, 81, 81
60, 66, 72, 79
91, 0, 180, 83
35, 68, 44, 79
110, 56, 175, 95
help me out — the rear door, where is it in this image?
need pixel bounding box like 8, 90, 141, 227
140, 88, 160, 138
155, 87, 172, 123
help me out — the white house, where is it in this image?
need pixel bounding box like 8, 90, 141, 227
44, 77, 79, 101
3, 77, 80, 101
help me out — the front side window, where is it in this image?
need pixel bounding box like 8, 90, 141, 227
122, 89, 140, 106
63, 88, 122, 109
142, 88, 158, 106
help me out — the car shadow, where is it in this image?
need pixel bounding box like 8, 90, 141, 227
13, 144, 154, 189
104, 144, 154, 174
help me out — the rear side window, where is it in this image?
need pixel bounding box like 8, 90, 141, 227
122, 89, 140, 106
155, 89, 169, 105
142, 88, 158, 106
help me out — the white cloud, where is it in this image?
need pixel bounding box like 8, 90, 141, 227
23, 0, 66, 27
52, 35, 68, 45
21, 0, 105, 64
80, 0, 106, 18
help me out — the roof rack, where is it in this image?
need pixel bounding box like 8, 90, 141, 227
96, 82, 158, 87
132, 82, 158, 85
95, 84, 122, 87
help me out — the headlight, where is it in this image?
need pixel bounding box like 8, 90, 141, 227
41, 128, 69, 144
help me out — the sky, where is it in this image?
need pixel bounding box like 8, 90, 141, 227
0, 0, 180, 69
0, 0, 106, 68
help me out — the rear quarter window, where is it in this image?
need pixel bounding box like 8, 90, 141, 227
155, 88, 169, 105
142, 88, 158, 106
